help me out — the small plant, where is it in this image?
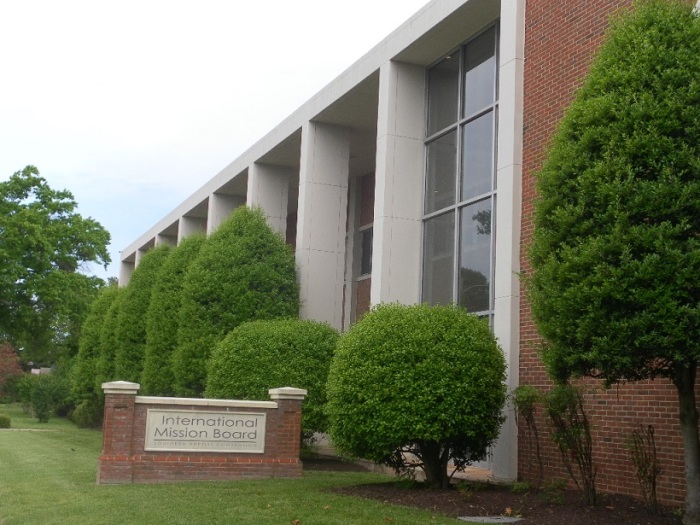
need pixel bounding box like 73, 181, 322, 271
510, 481, 533, 494
544, 384, 597, 505
512, 384, 544, 489
626, 424, 661, 514
0, 413, 10, 428
539, 479, 567, 505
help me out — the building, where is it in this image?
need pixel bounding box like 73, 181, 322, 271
120, 0, 698, 506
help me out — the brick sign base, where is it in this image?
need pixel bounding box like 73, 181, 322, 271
97, 382, 306, 484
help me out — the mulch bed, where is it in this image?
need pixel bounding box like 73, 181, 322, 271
304, 456, 683, 525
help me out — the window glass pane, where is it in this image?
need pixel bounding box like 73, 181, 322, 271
422, 212, 455, 305
425, 131, 457, 214
360, 228, 373, 276
461, 110, 494, 201
463, 27, 496, 117
427, 53, 460, 135
459, 199, 492, 313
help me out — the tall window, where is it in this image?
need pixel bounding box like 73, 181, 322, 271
422, 25, 498, 318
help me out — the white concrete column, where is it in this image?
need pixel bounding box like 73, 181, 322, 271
155, 234, 177, 246
491, 0, 526, 482
342, 177, 360, 330
178, 215, 207, 243
135, 247, 148, 266
119, 260, 135, 287
296, 122, 350, 329
371, 61, 426, 306
247, 163, 292, 237
207, 193, 245, 234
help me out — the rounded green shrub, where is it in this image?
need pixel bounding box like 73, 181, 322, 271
327, 303, 506, 488
206, 319, 338, 437
173, 207, 299, 396
114, 244, 172, 383
141, 234, 206, 396
71, 397, 103, 429
0, 414, 10, 428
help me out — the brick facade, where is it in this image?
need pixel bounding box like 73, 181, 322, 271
98, 382, 305, 484
520, 0, 698, 506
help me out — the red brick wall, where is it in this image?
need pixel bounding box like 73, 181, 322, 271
359, 173, 375, 228
98, 388, 303, 484
520, 0, 697, 507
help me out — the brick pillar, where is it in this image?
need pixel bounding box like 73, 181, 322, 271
268, 387, 307, 460
98, 381, 140, 484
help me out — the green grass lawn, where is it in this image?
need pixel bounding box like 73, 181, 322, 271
0, 404, 466, 525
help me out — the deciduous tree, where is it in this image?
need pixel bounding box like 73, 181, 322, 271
0, 166, 110, 364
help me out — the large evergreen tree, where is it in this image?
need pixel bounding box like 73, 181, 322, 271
141, 234, 206, 396
528, 2, 700, 522
94, 287, 124, 389
173, 207, 299, 397
71, 284, 119, 426
114, 244, 172, 383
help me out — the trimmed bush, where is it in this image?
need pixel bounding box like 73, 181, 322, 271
206, 319, 338, 437
71, 397, 103, 429
327, 303, 507, 489
141, 234, 206, 396
114, 245, 172, 383
173, 207, 299, 396
71, 285, 119, 427
0, 414, 10, 428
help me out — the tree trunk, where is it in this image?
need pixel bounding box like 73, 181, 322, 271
674, 361, 700, 525
419, 441, 450, 489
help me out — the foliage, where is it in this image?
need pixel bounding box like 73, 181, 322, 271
0, 341, 23, 399
114, 245, 172, 383
141, 234, 206, 396
512, 384, 544, 489
13, 374, 34, 412
0, 414, 9, 428
544, 385, 596, 505
94, 287, 124, 388
23, 372, 71, 423
206, 319, 338, 437
0, 166, 110, 365
529, 0, 700, 386
527, 2, 700, 520
327, 303, 506, 489
70, 285, 119, 427
627, 424, 661, 514
173, 207, 299, 396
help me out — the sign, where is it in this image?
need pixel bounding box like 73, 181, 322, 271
144, 409, 266, 453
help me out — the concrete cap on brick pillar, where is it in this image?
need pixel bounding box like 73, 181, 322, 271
102, 381, 140, 395
269, 387, 307, 401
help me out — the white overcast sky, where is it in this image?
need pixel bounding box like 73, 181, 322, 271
0, 0, 429, 279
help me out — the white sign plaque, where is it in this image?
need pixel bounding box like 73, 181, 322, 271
144, 409, 266, 453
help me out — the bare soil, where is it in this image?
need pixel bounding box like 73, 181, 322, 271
303, 456, 683, 525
